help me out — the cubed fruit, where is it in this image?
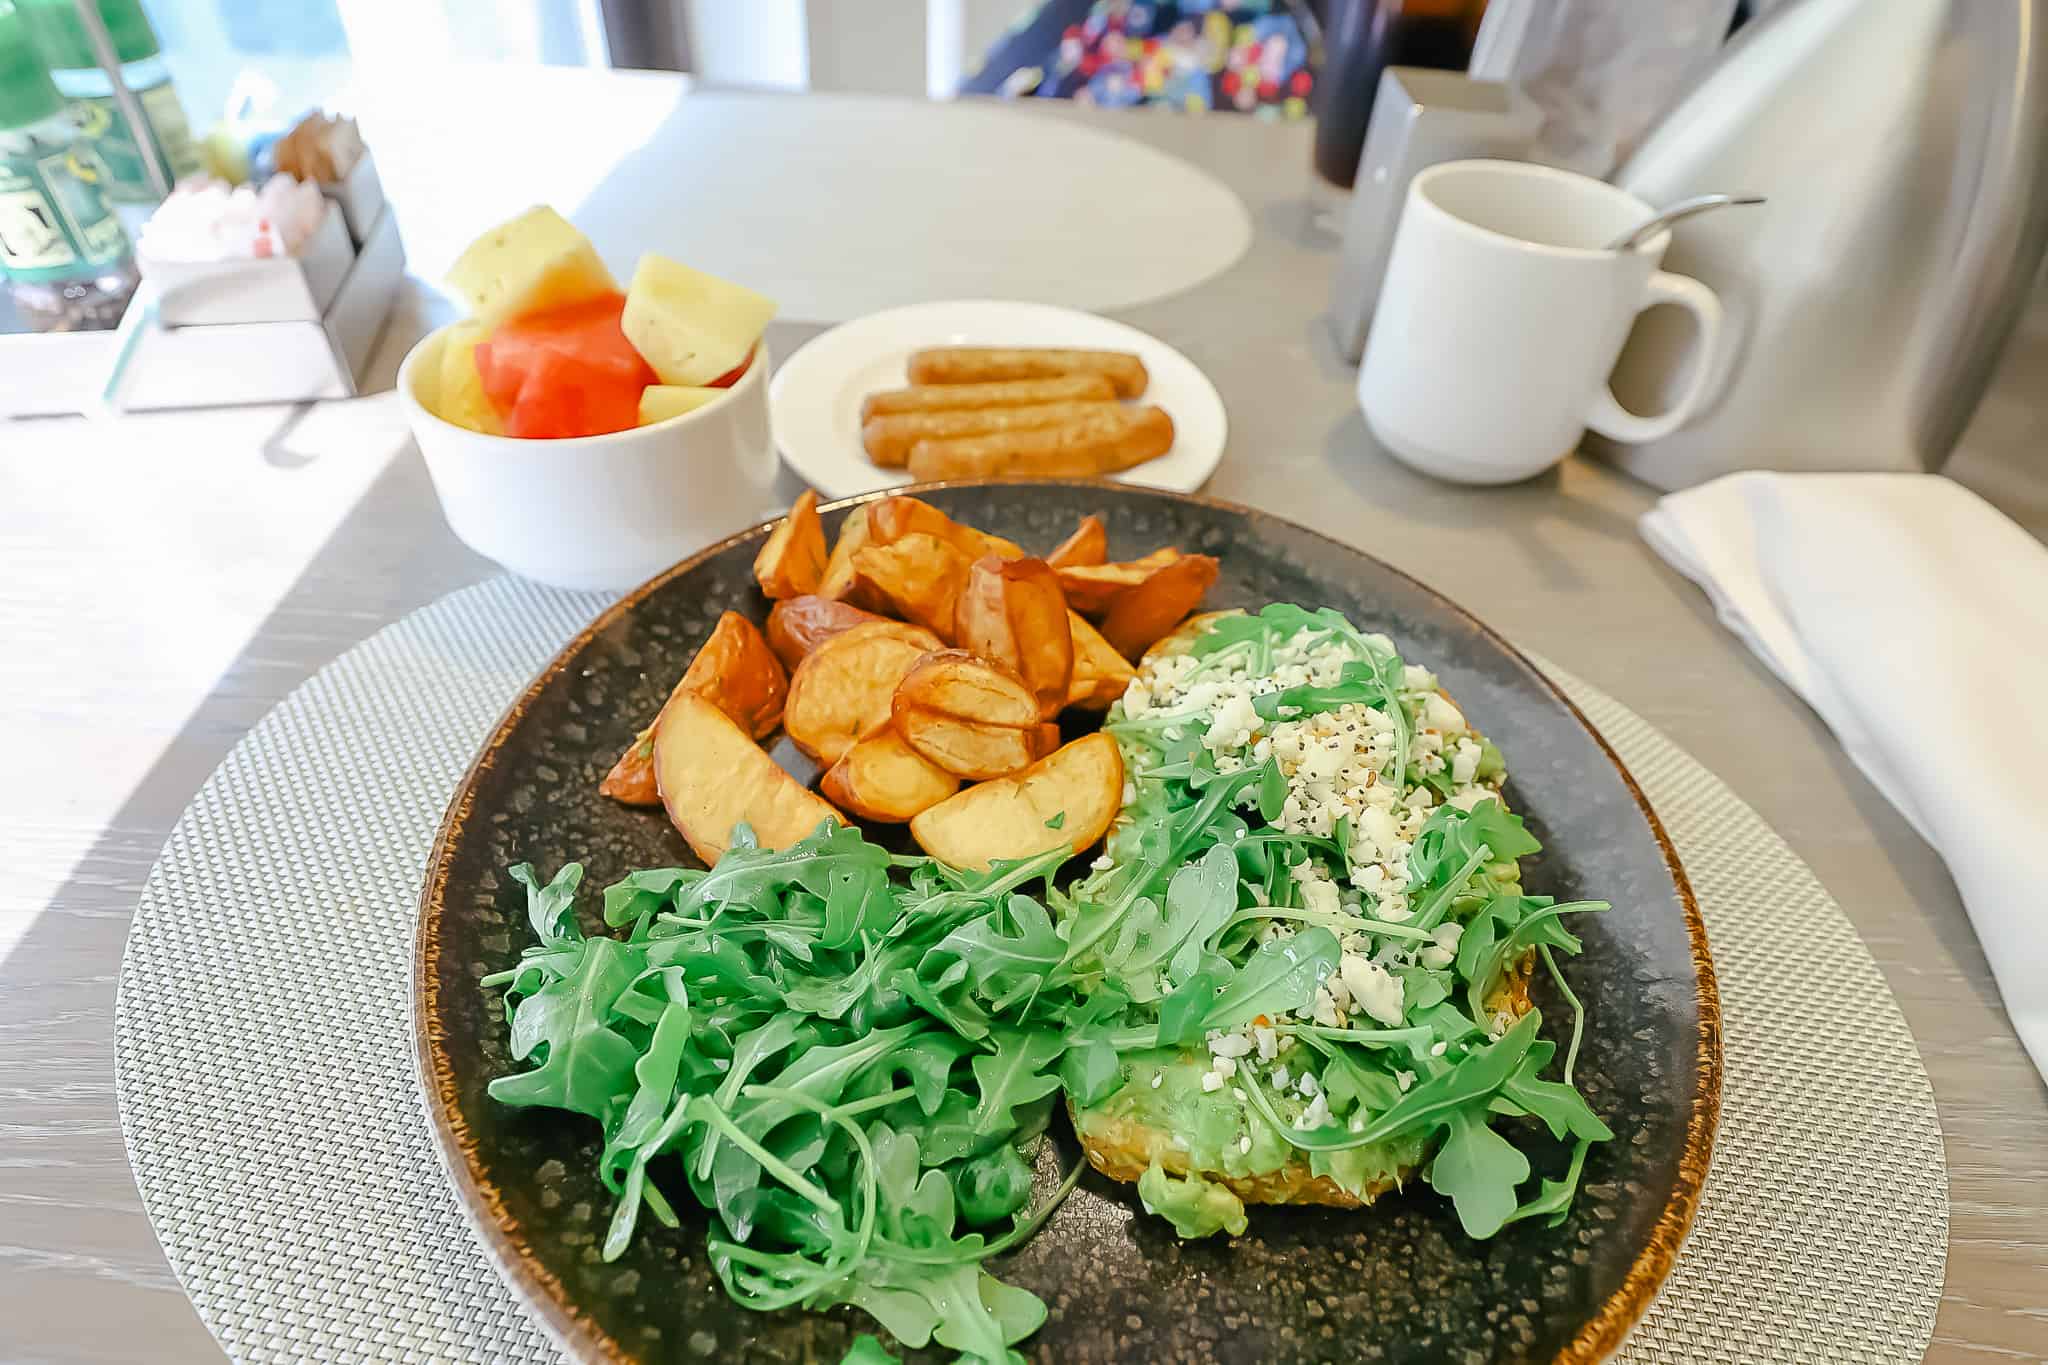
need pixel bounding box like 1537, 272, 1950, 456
445, 205, 617, 329
621, 254, 776, 386
637, 384, 726, 426
435, 321, 502, 434
483, 292, 654, 388
502, 349, 644, 439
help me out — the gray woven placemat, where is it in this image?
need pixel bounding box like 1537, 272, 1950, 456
114, 576, 1947, 1364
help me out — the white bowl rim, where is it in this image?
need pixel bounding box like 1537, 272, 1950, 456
397, 318, 767, 449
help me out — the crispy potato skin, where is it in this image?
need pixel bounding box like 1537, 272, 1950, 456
819, 723, 959, 822
765, 595, 887, 672
1100, 554, 1221, 660
891, 649, 1050, 780
847, 533, 972, 640
956, 555, 1074, 720
601, 611, 788, 805
1045, 514, 1107, 570
866, 495, 1025, 562
652, 692, 841, 863
1055, 548, 1183, 615
817, 504, 874, 600
751, 489, 827, 599
783, 621, 944, 764
1065, 611, 1136, 710
908, 733, 1123, 872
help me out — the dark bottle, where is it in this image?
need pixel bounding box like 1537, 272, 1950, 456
1313, 0, 1488, 188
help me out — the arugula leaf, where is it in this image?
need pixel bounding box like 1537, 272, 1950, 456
964, 1029, 1065, 1140
1058, 1037, 1123, 1105
1155, 969, 1221, 1048
839, 1334, 900, 1364
1428, 1107, 1530, 1239
510, 862, 583, 948
1202, 926, 1339, 1032
1043, 811, 1066, 830
488, 936, 639, 1119
923, 895, 1062, 1014
601, 866, 698, 928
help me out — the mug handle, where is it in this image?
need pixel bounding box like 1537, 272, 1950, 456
1584, 271, 1724, 444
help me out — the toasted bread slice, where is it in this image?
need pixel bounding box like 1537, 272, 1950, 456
1072, 957, 1534, 1210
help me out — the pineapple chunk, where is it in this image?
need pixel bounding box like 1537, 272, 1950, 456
621, 254, 776, 386
637, 384, 726, 426
435, 322, 503, 434
445, 206, 616, 329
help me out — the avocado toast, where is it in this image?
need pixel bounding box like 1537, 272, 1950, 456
1054, 605, 1609, 1238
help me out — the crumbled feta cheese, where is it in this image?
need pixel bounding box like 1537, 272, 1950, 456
1349, 1115, 1366, 1134
1339, 953, 1405, 1027
1310, 983, 1345, 1028
1201, 1071, 1225, 1093
1450, 736, 1481, 786
1296, 1071, 1319, 1098
1211, 1055, 1238, 1080
1419, 921, 1463, 971
1121, 782, 1137, 806
1150, 1072, 1164, 1089
1395, 1069, 1415, 1092
1232, 1088, 1248, 1103
1204, 693, 1261, 753
1238, 1134, 1253, 1154
1270, 1065, 1290, 1091
1207, 1032, 1254, 1059
1295, 1091, 1333, 1130
1252, 1026, 1277, 1061
1291, 860, 1342, 918
1422, 692, 1465, 734
1430, 1040, 1448, 1057
1122, 680, 1152, 716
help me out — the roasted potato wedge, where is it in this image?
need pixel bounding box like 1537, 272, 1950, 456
892, 649, 1055, 780
956, 555, 1073, 719
765, 595, 887, 672
819, 723, 960, 823
1101, 554, 1221, 660
1066, 610, 1137, 710
847, 532, 972, 640
1054, 547, 1183, 615
867, 494, 1025, 563
817, 503, 873, 600
1140, 609, 1245, 668
783, 620, 944, 764
653, 692, 841, 863
909, 733, 1125, 872
601, 611, 788, 805
1045, 514, 1107, 570
752, 488, 827, 599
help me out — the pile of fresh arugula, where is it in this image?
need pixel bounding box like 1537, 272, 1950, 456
484, 604, 1612, 1364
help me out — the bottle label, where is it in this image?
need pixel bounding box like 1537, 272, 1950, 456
0, 147, 130, 283
68, 83, 204, 204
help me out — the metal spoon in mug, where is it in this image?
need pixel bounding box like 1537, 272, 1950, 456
1606, 194, 1766, 251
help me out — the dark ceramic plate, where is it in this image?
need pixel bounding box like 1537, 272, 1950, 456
417, 482, 1721, 1365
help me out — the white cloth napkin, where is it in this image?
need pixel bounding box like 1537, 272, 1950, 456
1640, 471, 2048, 1082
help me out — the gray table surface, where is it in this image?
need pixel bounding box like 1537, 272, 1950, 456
5, 96, 2045, 1365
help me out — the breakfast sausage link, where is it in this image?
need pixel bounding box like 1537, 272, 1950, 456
906, 346, 1149, 398
861, 400, 1123, 468
860, 374, 1115, 422
905, 405, 1175, 480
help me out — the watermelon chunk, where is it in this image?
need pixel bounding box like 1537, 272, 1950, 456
501, 350, 644, 440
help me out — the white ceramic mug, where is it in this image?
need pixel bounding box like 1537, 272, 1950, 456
1358, 159, 1724, 485
398, 325, 780, 591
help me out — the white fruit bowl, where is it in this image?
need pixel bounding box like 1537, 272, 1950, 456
399, 325, 780, 591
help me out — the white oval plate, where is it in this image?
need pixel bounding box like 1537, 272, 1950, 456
768, 299, 1227, 500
